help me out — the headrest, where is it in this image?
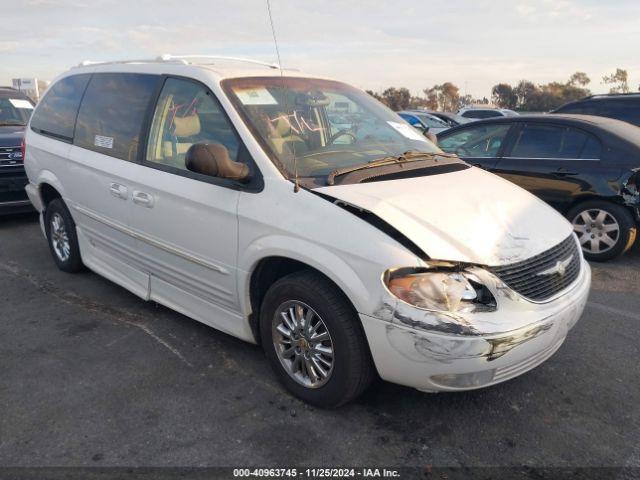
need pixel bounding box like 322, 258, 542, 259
274, 116, 292, 137
173, 114, 201, 137
185, 143, 249, 181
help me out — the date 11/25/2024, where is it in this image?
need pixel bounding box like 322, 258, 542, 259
233, 468, 401, 478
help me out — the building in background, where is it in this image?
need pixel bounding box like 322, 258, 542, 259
11, 78, 49, 103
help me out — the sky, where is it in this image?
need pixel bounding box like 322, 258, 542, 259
1, 0, 638, 99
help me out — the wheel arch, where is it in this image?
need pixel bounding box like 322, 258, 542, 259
35, 170, 66, 210
562, 194, 631, 217
240, 239, 373, 344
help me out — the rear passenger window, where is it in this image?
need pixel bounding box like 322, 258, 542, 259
511, 125, 593, 159
145, 77, 241, 171
30, 74, 90, 140
74, 73, 158, 161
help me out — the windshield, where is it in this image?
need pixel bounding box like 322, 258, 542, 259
0, 96, 34, 125
222, 77, 441, 184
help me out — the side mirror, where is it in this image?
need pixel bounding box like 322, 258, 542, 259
185, 143, 250, 182
424, 131, 438, 145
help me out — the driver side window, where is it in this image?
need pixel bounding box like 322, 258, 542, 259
439, 124, 511, 158
146, 78, 241, 172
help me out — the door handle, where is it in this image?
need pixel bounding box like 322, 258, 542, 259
109, 183, 128, 199
554, 168, 578, 177
132, 190, 155, 208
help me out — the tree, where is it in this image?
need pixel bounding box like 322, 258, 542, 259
365, 90, 382, 102
514, 80, 537, 109
602, 68, 629, 93
380, 87, 412, 111
568, 72, 590, 87
423, 82, 460, 111
491, 83, 517, 109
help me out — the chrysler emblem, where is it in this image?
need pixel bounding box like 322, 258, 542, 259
537, 255, 573, 277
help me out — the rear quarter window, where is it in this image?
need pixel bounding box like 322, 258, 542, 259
74, 73, 159, 161
558, 99, 640, 127
30, 74, 91, 140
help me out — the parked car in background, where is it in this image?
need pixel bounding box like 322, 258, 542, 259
0, 87, 35, 214
437, 114, 640, 261
553, 93, 640, 127
458, 107, 519, 121
397, 110, 450, 134
25, 56, 589, 406
425, 111, 472, 128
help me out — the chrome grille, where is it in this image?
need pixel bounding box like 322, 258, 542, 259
0, 146, 23, 167
489, 235, 581, 301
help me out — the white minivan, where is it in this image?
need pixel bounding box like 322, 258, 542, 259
24, 56, 590, 407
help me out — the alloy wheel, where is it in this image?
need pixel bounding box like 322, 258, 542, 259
272, 300, 334, 389
50, 212, 71, 262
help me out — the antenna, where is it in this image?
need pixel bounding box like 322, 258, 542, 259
266, 0, 300, 193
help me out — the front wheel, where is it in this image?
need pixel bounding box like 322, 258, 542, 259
567, 200, 637, 262
259, 271, 374, 407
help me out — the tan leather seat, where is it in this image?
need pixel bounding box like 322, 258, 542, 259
185, 143, 249, 181
269, 116, 308, 156
163, 114, 201, 158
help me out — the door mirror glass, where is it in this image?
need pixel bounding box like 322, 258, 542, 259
185, 143, 250, 181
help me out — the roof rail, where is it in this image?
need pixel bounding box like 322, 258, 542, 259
76, 54, 280, 69
77, 57, 188, 67
158, 54, 280, 69
588, 92, 640, 99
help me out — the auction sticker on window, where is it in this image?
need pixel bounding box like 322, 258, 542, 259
387, 121, 428, 142
234, 88, 278, 105
9, 99, 34, 109
94, 135, 114, 149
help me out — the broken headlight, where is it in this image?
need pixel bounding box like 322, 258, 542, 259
384, 267, 496, 313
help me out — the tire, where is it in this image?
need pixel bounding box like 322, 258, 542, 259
259, 271, 375, 407
44, 198, 84, 273
567, 200, 637, 262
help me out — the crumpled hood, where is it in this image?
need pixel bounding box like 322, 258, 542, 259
0, 126, 25, 146
316, 167, 573, 266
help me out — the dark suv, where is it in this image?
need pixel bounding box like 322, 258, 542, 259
554, 93, 640, 127
0, 87, 34, 214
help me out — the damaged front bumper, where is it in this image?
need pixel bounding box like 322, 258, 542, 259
361, 259, 591, 392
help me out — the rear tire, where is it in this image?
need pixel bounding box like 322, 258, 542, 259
567, 200, 636, 262
45, 198, 84, 273
259, 271, 374, 407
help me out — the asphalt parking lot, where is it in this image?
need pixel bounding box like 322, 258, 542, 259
1, 213, 639, 471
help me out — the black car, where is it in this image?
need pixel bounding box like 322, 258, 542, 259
0, 87, 35, 214
437, 114, 640, 261
554, 93, 640, 127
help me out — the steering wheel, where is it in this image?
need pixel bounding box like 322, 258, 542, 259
328, 129, 357, 145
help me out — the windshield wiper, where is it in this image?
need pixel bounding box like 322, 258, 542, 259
326, 150, 457, 185
0, 121, 26, 126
